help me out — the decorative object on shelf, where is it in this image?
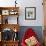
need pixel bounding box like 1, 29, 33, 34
25, 7, 36, 20
2, 10, 9, 15
0, 10, 2, 15
13, 32, 18, 41
5, 18, 8, 24
9, 10, 18, 15
15, 0, 17, 7
13, 28, 18, 41
2, 28, 13, 41
14, 28, 17, 32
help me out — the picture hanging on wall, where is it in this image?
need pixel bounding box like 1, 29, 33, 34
25, 7, 36, 20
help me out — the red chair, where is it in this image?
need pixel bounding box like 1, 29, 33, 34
21, 28, 41, 46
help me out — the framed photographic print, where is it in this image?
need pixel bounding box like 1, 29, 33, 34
25, 7, 36, 20
2, 10, 9, 15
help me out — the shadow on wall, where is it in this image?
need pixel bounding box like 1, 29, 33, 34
18, 26, 44, 44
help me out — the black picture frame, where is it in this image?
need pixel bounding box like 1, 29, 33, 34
25, 7, 36, 20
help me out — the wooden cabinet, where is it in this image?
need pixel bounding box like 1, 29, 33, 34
0, 40, 19, 46
0, 7, 20, 46
2, 41, 19, 46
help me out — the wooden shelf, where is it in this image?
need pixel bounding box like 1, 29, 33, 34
2, 40, 19, 42
0, 7, 20, 46
0, 24, 20, 32
0, 40, 19, 46
0, 7, 19, 15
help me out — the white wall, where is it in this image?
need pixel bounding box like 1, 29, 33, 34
0, 0, 44, 26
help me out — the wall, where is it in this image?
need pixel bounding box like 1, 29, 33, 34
18, 0, 44, 26
0, 0, 44, 26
